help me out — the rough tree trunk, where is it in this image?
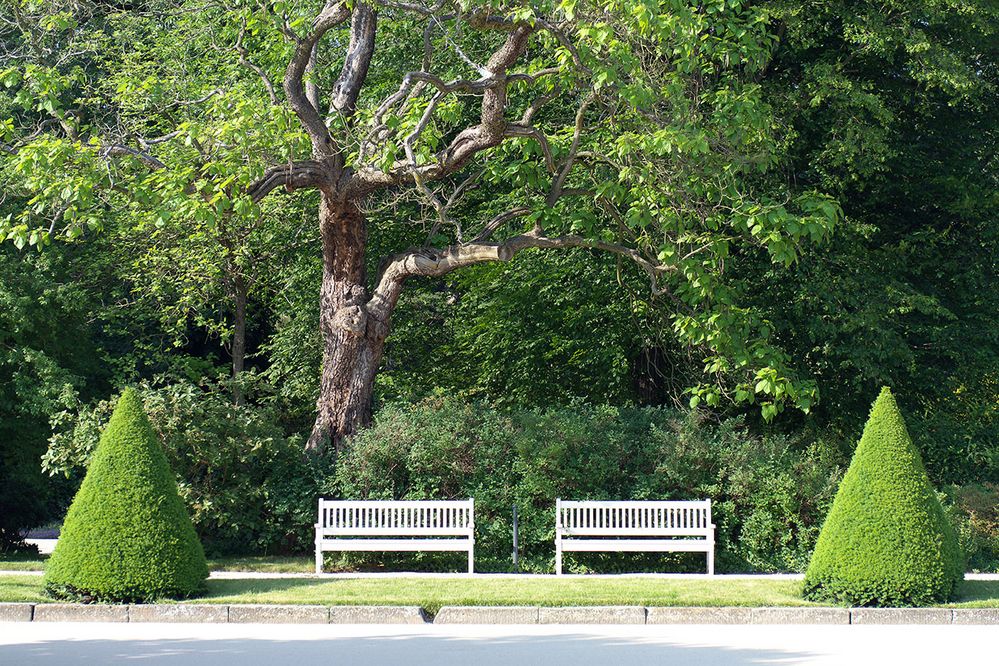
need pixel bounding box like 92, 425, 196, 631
231, 273, 247, 406
305, 194, 390, 454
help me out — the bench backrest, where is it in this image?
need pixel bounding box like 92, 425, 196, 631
556, 499, 712, 536
317, 499, 474, 536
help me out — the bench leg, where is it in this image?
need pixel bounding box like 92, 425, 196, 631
468, 546, 474, 574
707, 548, 714, 576
315, 539, 323, 575
555, 538, 563, 576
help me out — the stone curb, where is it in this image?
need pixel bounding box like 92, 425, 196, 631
128, 604, 228, 623
2, 604, 998, 624
434, 606, 539, 624
539, 606, 647, 624
752, 607, 850, 625
229, 604, 328, 624
330, 606, 427, 624
0, 602, 34, 622
33, 603, 128, 622
952, 609, 999, 625
647, 607, 753, 624
850, 608, 953, 625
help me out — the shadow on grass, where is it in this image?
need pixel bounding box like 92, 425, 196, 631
201, 578, 323, 598
207, 555, 312, 573
954, 580, 999, 606
0, 553, 48, 571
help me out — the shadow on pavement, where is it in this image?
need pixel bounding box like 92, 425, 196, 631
1, 632, 815, 665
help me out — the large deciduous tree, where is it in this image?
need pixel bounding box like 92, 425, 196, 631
2, 0, 840, 454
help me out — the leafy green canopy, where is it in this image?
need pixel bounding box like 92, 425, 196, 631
803, 387, 963, 606
0, 245, 99, 550
0, 0, 841, 421
752, 0, 999, 483
44, 388, 207, 602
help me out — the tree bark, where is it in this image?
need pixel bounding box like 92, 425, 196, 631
231, 273, 247, 406
305, 194, 389, 454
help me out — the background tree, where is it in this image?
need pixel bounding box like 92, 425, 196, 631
751, 0, 999, 481
0, 0, 994, 567
2, 0, 839, 453
0, 246, 96, 550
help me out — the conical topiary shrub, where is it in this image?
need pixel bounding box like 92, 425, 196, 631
45, 388, 208, 602
803, 387, 963, 606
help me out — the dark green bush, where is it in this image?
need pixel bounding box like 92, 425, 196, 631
45, 376, 325, 555
335, 395, 845, 573
0, 247, 100, 552
803, 388, 964, 606
44, 389, 208, 602
943, 483, 999, 573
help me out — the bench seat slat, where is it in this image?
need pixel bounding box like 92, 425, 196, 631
561, 527, 711, 537
560, 538, 712, 553
320, 527, 474, 536
319, 538, 473, 552
558, 500, 710, 509
321, 500, 473, 508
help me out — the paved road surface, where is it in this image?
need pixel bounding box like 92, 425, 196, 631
2, 622, 995, 665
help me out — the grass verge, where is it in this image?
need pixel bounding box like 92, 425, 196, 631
0, 554, 315, 574
1, 575, 996, 614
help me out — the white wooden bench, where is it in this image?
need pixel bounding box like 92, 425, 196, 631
555, 499, 715, 575
315, 499, 475, 574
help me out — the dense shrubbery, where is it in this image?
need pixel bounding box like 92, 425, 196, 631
944, 483, 999, 573
45, 390, 207, 602
334, 395, 846, 573
45, 386, 989, 578
0, 248, 95, 552
45, 377, 328, 555
803, 388, 964, 606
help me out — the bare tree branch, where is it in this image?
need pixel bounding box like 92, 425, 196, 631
236, 18, 279, 104
246, 160, 329, 202
329, 3, 377, 116
305, 41, 322, 112
548, 93, 595, 206
284, 1, 351, 156
368, 230, 675, 323
99, 144, 167, 170
349, 22, 535, 196
471, 206, 531, 242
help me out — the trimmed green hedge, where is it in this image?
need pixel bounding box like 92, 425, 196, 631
803, 387, 964, 606
45, 377, 322, 555
336, 395, 845, 573
44, 389, 207, 602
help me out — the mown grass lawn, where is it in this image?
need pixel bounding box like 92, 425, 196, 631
1, 574, 996, 614
198, 577, 817, 613
0, 553, 46, 571
0, 554, 315, 573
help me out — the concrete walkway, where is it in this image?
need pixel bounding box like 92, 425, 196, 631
1, 621, 994, 665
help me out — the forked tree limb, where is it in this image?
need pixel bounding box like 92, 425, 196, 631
283, 1, 352, 156
366, 230, 674, 324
